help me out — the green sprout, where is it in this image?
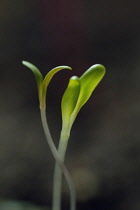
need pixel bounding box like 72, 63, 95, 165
22, 61, 72, 109
22, 61, 105, 210
61, 64, 105, 138
53, 64, 105, 210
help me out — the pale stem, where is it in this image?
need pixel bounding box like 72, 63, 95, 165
52, 131, 70, 210
40, 108, 76, 210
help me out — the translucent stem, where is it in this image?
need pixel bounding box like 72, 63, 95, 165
40, 108, 76, 210
52, 131, 70, 210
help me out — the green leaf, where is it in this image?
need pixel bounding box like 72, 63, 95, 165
70, 64, 106, 126
61, 76, 80, 135
22, 62, 72, 108
43, 66, 72, 89
22, 61, 43, 101
41, 66, 72, 108
78, 64, 105, 107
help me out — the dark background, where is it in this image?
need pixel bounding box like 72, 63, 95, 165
0, 0, 140, 209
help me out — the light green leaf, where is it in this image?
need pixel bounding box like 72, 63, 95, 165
43, 66, 72, 89
61, 76, 80, 136
78, 64, 105, 108
22, 61, 43, 101
70, 64, 105, 125
41, 66, 72, 108
61, 64, 105, 136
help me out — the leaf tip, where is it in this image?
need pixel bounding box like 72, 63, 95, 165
22, 60, 33, 69
59, 65, 72, 71
71, 75, 79, 80
94, 64, 106, 75
22, 60, 27, 65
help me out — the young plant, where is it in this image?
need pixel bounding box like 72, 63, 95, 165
53, 64, 105, 210
22, 61, 105, 210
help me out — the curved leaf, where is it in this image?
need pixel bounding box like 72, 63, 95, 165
79, 64, 105, 107
61, 76, 80, 137
22, 61, 43, 101
43, 66, 72, 88
41, 66, 72, 107
70, 64, 106, 125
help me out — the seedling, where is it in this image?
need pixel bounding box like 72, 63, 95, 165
22, 61, 105, 210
